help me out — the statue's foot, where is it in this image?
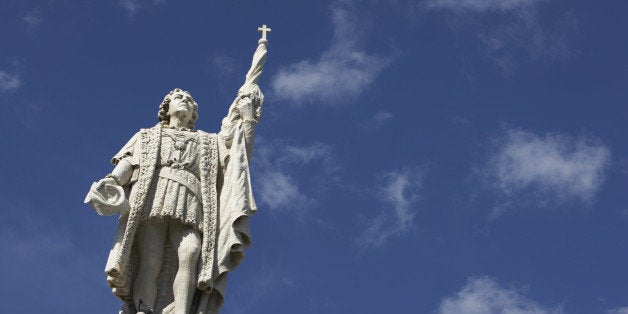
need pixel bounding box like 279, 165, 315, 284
137, 299, 154, 314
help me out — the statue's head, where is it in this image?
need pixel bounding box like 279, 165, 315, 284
158, 88, 199, 129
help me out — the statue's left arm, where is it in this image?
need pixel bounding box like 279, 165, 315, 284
219, 37, 268, 161
194, 30, 269, 313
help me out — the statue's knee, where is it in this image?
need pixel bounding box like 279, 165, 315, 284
178, 241, 201, 266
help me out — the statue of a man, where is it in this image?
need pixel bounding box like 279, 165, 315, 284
85, 33, 269, 314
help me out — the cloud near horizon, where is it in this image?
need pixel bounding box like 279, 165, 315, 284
271, 5, 391, 105
437, 276, 563, 314
483, 128, 610, 211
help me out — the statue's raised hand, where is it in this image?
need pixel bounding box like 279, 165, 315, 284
236, 95, 255, 122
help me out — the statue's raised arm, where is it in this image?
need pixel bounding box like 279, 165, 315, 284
219, 25, 270, 161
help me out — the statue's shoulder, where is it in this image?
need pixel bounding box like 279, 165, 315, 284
136, 124, 162, 135
111, 126, 159, 165
120, 125, 161, 145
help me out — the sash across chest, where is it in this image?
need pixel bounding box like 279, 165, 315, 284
157, 167, 202, 201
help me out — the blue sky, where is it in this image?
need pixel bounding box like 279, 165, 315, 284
0, 0, 626, 313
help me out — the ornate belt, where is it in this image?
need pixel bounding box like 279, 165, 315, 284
157, 167, 202, 201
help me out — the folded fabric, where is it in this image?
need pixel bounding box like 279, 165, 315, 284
84, 181, 130, 216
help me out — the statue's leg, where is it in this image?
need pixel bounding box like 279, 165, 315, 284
133, 219, 168, 311
168, 220, 202, 314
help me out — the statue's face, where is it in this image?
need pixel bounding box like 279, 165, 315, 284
168, 91, 195, 121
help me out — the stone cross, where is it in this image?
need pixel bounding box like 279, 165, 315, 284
257, 24, 271, 40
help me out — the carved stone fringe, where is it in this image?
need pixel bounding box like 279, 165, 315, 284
106, 126, 161, 293
197, 131, 219, 291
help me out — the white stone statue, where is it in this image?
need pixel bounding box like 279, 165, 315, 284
85, 26, 270, 314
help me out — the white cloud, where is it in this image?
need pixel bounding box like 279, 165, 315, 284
438, 277, 563, 314
0, 70, 21, 92
484, 129, 610, 208
281, 142, 332, 164
22, 11, 43, 29
271, 5, 391, 104
608, 307, 628, 314
425, 0, 542, 13
360, 167, 422, 248
253, 140, 335, 214
256, 171, 310, 212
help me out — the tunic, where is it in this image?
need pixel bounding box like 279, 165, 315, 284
142, 128, 203, 231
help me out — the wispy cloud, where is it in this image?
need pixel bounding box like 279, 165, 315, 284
438, 276, 564, 314
253, 140, 336, 215
425, 0, 577, 76
0, 62, 44, 127
271, 4, 392, 105
22, 10, 43, 29
481, 128, 610, 217
12, 101, 43, 128
0, 69, 21, 92
359, 167, 422, 248
0, 202, 105, 312
227, 264, 297, 314
425, 0, 543, 13
119, 0, 140, 16
256, 171, 311, 213
211, 55, 237, 77
608, 307, 628, 314
118, 0, 164, 16
360, 111, 394, 129
0, 205, 75, 274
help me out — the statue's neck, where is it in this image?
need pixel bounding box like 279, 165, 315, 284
169, 115, 189, 129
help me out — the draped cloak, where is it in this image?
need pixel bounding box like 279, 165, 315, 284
104, 120, 257, 314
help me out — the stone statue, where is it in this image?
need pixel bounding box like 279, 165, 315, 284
85, 25, 271, 314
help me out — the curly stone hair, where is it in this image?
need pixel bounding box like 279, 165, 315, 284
157, 88, 199, 129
